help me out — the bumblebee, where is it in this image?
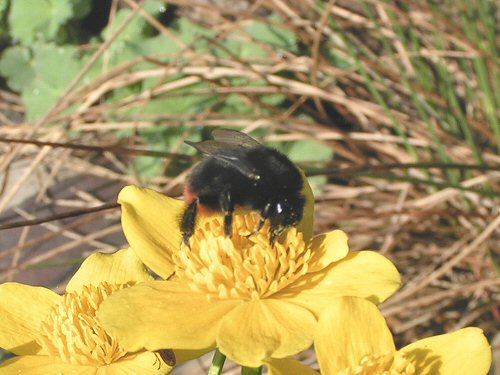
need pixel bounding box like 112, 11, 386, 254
181, 129, 305, 245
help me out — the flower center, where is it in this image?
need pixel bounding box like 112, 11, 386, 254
174, 212, 311, 300
37, 282, 129, 366
339, 352, 415, 375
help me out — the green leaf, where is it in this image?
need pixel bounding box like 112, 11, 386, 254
133, 155, 164, 178
137, 34, 183, 57
0, 0, 8, 33
286, 139, 333, 163
0, 46, 34, 92
321, 46, 351, 69
143, 0, 167, 18
177, 17, 214, 44
245, 15, 297, 52
9, 0, 91, 44
105, 76, 218, 121
101, 9, 146, 66
21, 44, 89, 121
104, 8, 146, 44
132, 126, 190, 178
218, 37, 268, 59
260, 93, 286, 106
71, 0, 92, 18
101, 1, 179, 66
220, 94, 254, 115
140, 80, 217, 115
218, 16, 297, 59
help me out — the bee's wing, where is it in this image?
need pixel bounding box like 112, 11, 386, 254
185, 140, 238, 157
186, 129, 260, 155
211, 129, 261, 148
185, 135, 261, 180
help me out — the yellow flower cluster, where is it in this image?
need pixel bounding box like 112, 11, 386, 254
0, 249, 175, 374
0, 184, 491, 375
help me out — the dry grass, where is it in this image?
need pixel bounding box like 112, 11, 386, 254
0, 0, 498, 372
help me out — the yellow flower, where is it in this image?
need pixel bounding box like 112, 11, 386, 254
0, 249, 176, 374
267, 296, 492, 375
98, 185, 401, 368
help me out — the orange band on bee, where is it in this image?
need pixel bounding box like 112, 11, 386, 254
184, 184, 212, 215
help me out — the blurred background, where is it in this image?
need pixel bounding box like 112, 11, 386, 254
0, 0, 498, 373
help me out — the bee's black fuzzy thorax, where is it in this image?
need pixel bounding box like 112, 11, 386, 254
181, 129, 306, 246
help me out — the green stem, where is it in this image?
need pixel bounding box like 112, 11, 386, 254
208, 349, 226, 375
241, 366, 263, 375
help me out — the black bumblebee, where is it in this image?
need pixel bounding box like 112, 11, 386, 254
181, 129, 306, 246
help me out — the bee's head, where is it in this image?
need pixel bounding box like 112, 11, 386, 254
271, 195, 305, 229
267, 196, 305, 245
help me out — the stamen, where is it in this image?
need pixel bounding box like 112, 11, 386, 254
174, 212, 311, 300
37, 282, 129, 366
339, 351, 415, 375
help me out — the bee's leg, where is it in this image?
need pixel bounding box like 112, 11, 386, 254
220, 190, 234, 237
270, 232, 279, 245
181, 200, 198, 247
269, 215, 286, 245
255, 202, 272, 233
269, 225, 286, 245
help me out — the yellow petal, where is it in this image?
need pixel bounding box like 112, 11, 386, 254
297, 172, 314, 243
66, 248, 153, 292
315, 296, 395, 374
118, 186, 185, 279
98, 280, 238, 352
217, 299, 316, 368
0, 283, 61, 355
266, 358, 320, 375
400, 327, 491, 375
308, 230, 349, 273
0, 355, 96, 375
278, 250, 401, 317
97, 352, 173, 375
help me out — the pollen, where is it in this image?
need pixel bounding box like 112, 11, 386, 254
339, 351, 415, 375
37, 282, 129, 366
173, 212, 311, 300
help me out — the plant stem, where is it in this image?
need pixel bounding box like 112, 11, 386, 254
241, 366, 263, 375
208, 349, 226, 375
